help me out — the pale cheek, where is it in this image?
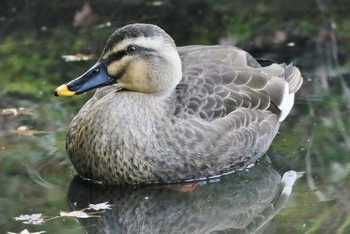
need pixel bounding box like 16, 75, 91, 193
130, 60, 148, 79
109, 59, 160, 93
107, 62, 121, 76
127, 61, 152, 89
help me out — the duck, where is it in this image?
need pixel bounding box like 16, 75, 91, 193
55, 23, 303, 185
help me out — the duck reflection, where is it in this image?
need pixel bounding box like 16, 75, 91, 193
67, 160, 297, 233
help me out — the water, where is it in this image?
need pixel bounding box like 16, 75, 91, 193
1, 1, 350, 233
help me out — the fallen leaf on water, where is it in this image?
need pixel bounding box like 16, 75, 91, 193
59, 201, 113, 218
88, 201, 113, 211
14, 214, 44, 225
61, 53, 94, 62
9, 126, 51, 136
7, 229, 45, 234
14, 201, 111, 226
1, 108, 33, 116
59, 210, 100, 218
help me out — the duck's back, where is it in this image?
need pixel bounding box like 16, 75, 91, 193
175, 45, 302, 122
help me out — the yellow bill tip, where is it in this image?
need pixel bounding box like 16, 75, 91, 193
54, 84, 76, 96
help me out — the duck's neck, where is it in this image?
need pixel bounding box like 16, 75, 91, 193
153, 45, 182, 93
102, 90, 174, 130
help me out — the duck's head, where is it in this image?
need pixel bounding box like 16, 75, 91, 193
55, 24, 182, 96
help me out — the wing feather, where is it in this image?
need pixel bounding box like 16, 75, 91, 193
175, 45, 302, 122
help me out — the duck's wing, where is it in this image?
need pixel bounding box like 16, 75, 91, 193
175, 45, 302, 122
161, 107, 280, 180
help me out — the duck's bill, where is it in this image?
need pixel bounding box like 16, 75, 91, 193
55, 60, 116, 96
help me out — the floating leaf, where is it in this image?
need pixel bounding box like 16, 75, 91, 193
1, 108, 33, 116
61, 53, 94, 62
59, 210, 100, 218
7, 229, 45, 234
14, 214, 44, 225
14, 202, 111, 226
9, 126, 51, 136
88, 202, 112, 211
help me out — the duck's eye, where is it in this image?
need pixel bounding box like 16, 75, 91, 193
126, 45, 138, 54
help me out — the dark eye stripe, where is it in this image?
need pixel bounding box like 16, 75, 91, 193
106, 51, 127, 65
106, 47, 157, 66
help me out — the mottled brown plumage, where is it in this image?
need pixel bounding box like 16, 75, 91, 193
56, 24, 303, 184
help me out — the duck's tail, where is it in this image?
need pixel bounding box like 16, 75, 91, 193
258, 63, 303, 121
